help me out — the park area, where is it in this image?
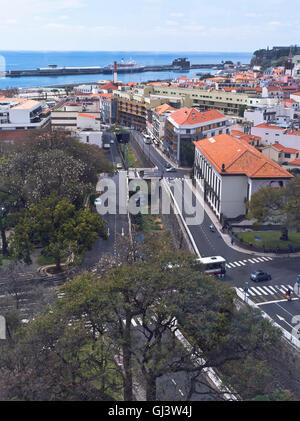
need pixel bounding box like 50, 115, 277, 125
237, 230, 300, 252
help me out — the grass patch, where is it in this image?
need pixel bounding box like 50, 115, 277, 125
134, 210, 163, 232
125, 145, 140, 168
37, 254, 59, 266
237, 230, 300, 251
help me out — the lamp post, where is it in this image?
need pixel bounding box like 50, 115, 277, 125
244, 281, 249, 302
0, 206, 8, 256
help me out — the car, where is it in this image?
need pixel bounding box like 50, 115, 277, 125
166, 167, 176, 172
110, 139, 114, 144
116, 163, 123, 169
250, 270, 272, 282
94, 197, 102, 206
164, 162, 171, 168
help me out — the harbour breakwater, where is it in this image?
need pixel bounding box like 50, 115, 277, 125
4, 62, 230, 78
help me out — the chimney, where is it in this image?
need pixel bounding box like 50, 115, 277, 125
221, 163, 226, 172
113, 61, 117, 84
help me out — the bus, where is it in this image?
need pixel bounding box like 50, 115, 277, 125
195, 256, 226, 277
143, 134, 151, 144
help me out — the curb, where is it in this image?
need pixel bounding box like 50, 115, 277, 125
203, 198, 300, 258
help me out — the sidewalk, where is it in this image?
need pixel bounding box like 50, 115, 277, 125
204, 201, 300, 259
152, 143, 191, 171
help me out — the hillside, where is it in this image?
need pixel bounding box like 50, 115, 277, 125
251, 45, 300, 69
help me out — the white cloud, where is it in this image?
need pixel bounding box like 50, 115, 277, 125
59, 15, 70, 20
245, 12, 262, 18
165, 20, 178, 26
170, 12, 184, 17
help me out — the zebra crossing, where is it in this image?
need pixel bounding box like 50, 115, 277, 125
236, 283, 297, 304
226, 256, 273, 269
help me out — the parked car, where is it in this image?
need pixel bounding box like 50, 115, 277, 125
166, 167, 176, 172
250, 270, 272, 282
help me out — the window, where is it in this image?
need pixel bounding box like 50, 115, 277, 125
284, 153, 291, 158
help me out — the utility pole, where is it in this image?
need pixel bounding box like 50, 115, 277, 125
244, 281, 249, 302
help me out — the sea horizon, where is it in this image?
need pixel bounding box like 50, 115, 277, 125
0, 50, 253, 89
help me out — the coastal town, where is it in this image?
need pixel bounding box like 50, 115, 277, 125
1, 45, 300, 403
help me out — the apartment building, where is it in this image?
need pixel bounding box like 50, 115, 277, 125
148, 103, 176, 148
0, 97, 50, 130
251, 124, 300, 149
51, 98, 101, 130
164, 107, 231, 166
113, 88, 163, 130
193, 134, 293, 220
147, 85, 251, 116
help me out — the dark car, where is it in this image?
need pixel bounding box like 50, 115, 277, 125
164, 162, 171, 168
250, 270, 272, 282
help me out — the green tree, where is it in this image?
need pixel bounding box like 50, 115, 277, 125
10, 193, 106, 270
247, 178, 299, 241
0, 130, 113, 208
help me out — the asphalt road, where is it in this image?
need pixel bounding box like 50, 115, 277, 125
126, 317, 224, 401
82, 133, 128, 268
128, 133, 300, 341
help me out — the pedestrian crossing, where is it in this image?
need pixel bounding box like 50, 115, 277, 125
226, 256, 273, 269
236, 284, 296, 304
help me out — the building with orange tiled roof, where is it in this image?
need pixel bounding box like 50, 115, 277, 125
261, 142, 299, 165
164, 107, 231, 165
193, 134, 293, 219
287, 158, 300, 166
149, 103, 176, 148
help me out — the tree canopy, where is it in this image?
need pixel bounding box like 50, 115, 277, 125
10, 193, 107, 268
0, 234, 282, 401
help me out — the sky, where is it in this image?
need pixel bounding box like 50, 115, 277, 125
1, 0, 299, 52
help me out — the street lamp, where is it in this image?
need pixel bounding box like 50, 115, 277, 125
0, 206, 8, 256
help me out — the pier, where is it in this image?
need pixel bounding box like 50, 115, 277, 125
4, 59, 232, 78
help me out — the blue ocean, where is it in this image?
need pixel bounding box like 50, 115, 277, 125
0, 51, 253, 89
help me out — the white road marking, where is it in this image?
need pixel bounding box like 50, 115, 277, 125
131, 319, 137, 327
136, 317, 142, 325
251, 258, 261, 263
261, 286, 275, 295
238, 288, 249, 297
233, 261, 241, 267
238, 261, 246, 266
172, 379, 177, 385
228, 262, 237, 268
256, 257, 266, 262
255, 286, 268, 295
178, 389, 184, 396
248, 259, 256, 263
250, 286, 263, 295
257, 298, 299, 306
226, 263, 235, 269
246, 288, 256, 296
267, 286, 278, 293
276, 286, 287, 294
260, 257, 270, 261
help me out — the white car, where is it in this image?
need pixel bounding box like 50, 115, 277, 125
94, 197, 102, 206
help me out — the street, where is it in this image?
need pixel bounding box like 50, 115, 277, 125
129, 131, 300, 342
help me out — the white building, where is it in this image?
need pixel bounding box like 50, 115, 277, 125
251, 124, 300, 149
72, 130, 102, 148
193, 133, 293, 220
0, 97, 50, 130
